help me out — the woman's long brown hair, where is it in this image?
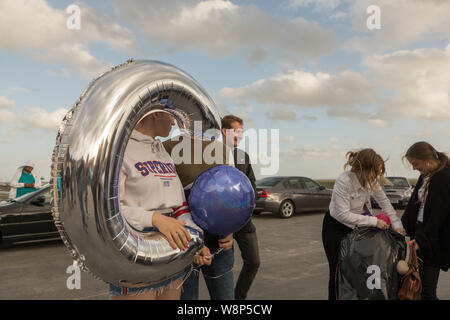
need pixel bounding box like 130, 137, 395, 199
344, 148, 387, 190
404, 141, 450, 203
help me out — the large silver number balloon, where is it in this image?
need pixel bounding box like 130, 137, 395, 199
51, 60, 221, 287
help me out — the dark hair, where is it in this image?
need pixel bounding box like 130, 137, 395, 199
344, 148, 387, 190
404, 141, 450, 203
221, 115, 243, 129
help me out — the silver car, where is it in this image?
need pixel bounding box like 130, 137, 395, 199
254, 176, 332, 219
372, 176, 414, 208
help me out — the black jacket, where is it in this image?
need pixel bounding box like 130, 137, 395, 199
234, 148, 257, 234
233, 148, 256, 195
401, 167, 450, 271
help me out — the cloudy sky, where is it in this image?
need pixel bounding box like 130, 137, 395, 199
0, 0, 449, 181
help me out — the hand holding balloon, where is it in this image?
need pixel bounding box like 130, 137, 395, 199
218, 234, 234, 251
194, 246, 212, 266
152, 213, 191, 250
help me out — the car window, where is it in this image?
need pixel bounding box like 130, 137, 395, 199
283, 178, 305, 189
301, 178, 320, 190
386, 177, 410, 188
257, 177, 284, 187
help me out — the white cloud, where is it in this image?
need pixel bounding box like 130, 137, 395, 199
288, 0, 342, 11
114, 0, 336, 62
326, 107, 388, 127
0, 110, 15, 124
282, 145, 333, 159
0, 96, 15, 124
16, 107, 69, 132
363, 44, 450, 121
265, 108, 297, 121
290, 0, 450, 53
222, 43, 450, 125
7, 87, 30, 94
0, 97, 68, 132
0, 0, 137, 78
414, 127, 434, 140
300, 115, 317, 121
282, 136, 296, 143
220, 69, 374, 107
265, 108, 318, 121
0, 96, 15, 109
345, 0, 450, 53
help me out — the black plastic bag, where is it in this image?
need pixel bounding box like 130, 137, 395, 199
338, 227, 406, 300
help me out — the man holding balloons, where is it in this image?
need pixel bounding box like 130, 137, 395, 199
221, 115, 260, 301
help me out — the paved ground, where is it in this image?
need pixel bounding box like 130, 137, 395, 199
0, 209, 449, 300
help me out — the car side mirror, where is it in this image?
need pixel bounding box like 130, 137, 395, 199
319, 185, 326, 191
30, 196, 45, 207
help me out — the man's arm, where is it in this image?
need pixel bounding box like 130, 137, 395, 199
245, 152, 257, 196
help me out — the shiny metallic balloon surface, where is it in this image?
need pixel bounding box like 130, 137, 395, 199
189, 165, 255, 237
51, 60, 221, 287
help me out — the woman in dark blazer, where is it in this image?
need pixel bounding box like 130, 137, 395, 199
402, 141, 450, 300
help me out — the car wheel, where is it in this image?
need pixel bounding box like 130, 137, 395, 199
279, 200, 295, 219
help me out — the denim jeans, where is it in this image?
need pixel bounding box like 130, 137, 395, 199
181, 245, 235, 300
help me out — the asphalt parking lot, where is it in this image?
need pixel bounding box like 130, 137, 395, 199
0, 209, 449, 300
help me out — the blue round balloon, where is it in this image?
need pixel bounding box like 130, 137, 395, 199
188, 165, 255, 236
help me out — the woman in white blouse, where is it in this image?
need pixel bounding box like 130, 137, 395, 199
321, 149, 406, 300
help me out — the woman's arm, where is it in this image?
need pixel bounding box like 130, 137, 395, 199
118, 161, 158, 230
330, 175, 378, 227
172, 189, 203, 234
372, 183, 404, 230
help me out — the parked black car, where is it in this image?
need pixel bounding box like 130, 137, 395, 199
254, 176, 332, 218
0, 184, 60, 246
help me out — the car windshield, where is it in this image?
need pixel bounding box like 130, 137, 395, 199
386, 177, 409, 188
257, 177, 284, 187
11, 184, 51, 203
